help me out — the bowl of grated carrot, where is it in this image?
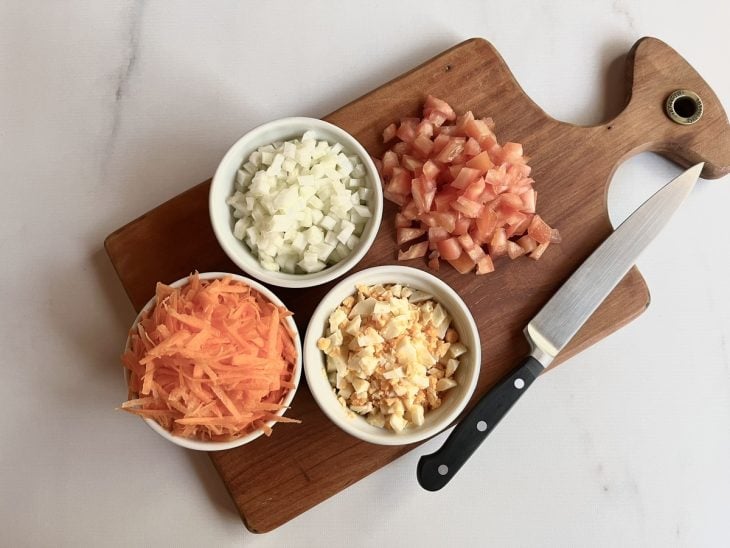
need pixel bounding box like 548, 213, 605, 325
120, 271, 302, 451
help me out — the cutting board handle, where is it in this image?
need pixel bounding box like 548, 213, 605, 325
610, 37, 730, 179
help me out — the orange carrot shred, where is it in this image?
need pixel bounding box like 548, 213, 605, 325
267, 306, 279, 359
120, 272, 300, 442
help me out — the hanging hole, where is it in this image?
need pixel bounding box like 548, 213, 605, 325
673, 96, 697, 118
665, 90, 703, 125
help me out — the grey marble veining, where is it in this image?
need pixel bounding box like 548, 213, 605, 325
100, 0, 145, 178
612, 0, 637, 31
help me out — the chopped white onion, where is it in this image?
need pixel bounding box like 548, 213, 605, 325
227, 134, 372, 273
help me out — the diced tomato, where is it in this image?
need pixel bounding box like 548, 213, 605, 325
488, 227, 507, 257
385, 167, 411, 196
416, 120, 434, 138
426, 110, 448, 127
455, 111, 475, 135
466, 244, 486, 262
422, 160, 440, 181
501, 142, 523, 163
437, 125, 461, 136
529, 241, 550, 260
383, 190, 407, 206
516, 235, 537, 253
419, 213, 436, 227
507, 241, 526, 260
412, 134, 434, 159
528, 214, 552, 244
396, 227, 426, 245
383, 123, 397, 143
424, 95, 456, 121
394, 213, 411, 228
396, 120, 417, 143
464, 137, 481, 156
448, 164, 460, 179
521, 188, 536, 213
452, 196, 483, 218
411, 177, 436, 214
465, 151, 494, 173
398, 241, 429, 261
402, 155, 424, 172
476, 254, 494, 275
451, 167, 481, 189
458, 234, 486, 262
382, 150, 399, 178
502, 211, 524, 226
456, 232, 475, 251
505, 216, 528, 238
436, 237, 462, 260
430, 211, 456, 232
432, 133, 451, 155
487, 142, 503, 165
451, 152, 468, 165
464, 118, 494, 144
463, 178, 486, 201
433, 187, 458, 211
511, 163, 532, 178
451, 215, 472, 236
478, 184, 498, 204
485, 164, 508, 190
511, 213, 533, 236
392, 141, 410, 156
435, 138, 465, 163
471, 209, 495, 244
497, 192, 524, 213
447, 252, 476, 274
481, 136, 498, 155
401, 198, 419, 220
428, 226, 450, 243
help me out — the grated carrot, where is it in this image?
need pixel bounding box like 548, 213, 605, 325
120, 272, 300, 442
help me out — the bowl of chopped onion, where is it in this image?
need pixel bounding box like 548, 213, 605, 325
302, 265, 481, 446
120, 271, 302, 451
209, 117, 383, 288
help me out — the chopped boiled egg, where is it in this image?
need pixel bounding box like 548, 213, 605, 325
317, 283, 465, 432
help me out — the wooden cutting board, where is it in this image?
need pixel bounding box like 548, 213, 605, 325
105, 37, 730, 533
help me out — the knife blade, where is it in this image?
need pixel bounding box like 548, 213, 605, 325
416, 163, 703, 491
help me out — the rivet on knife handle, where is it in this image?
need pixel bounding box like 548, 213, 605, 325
417, 356, 543, 491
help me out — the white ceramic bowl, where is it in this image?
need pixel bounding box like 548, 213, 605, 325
123, 272, 302, 451
303, 266, 481, 446
209, 117, 383, 288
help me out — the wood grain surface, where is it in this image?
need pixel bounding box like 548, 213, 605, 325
105, 37, 730, 533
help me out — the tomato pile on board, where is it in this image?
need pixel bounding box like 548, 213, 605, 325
375, 96, 560, 275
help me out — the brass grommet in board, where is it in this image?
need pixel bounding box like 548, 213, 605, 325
665, 89, 703, 125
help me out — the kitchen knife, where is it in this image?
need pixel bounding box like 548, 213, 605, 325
417, 163, 703, 491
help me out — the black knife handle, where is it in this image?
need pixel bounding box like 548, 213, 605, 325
417, 356, 543, 491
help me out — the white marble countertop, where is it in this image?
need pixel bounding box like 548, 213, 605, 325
2, 1, 729, 546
